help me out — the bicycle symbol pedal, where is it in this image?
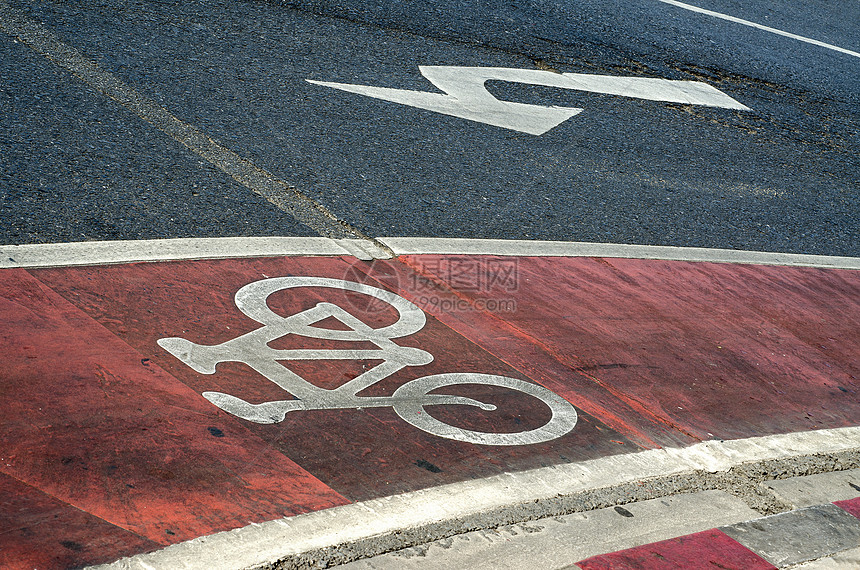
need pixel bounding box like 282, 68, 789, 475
158, 277, 577, 445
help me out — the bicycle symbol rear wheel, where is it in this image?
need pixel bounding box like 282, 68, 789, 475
392, 373, 578, 445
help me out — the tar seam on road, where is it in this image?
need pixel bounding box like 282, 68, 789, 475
0, 1, 393, 257
657, 0, 860, 59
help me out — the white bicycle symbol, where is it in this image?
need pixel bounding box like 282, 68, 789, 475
158, 277, 578, 446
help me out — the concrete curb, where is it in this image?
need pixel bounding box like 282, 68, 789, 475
575, 498, 860, 569
91, 427, 860, 570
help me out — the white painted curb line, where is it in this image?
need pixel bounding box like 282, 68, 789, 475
1, 237, 858, 269
0, 237, 353, 268
378, 238, 860, 269
93, 426, 860, 570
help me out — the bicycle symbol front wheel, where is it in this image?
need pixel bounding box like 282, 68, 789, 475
391, 374, 578, 445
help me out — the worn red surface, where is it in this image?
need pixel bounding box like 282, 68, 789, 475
0, 268, 347, 557
32, 257, 634, 502
2, 254, 859, 568
835, 497, 860, 520
575, 528, 776, 569
400, 256, 860, 442
0, 472, 158, 569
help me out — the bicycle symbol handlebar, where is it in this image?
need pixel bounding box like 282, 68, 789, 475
158, 277, 577, 445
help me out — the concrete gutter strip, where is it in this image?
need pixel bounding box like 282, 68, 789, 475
720, 504, 860, 567
93, 426, 860, 570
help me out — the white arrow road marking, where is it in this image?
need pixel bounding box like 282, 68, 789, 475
308, 66, 751, 135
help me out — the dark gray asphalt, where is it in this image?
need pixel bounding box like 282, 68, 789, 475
1, 0, 858, 255
0, 14, 315, 243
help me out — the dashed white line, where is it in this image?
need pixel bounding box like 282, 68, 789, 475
657, 0, 860, 59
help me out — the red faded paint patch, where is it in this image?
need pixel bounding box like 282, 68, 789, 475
0, 268, 347, 548
0, 472, 158, 570
359, 258, 692, 447
834, 497, 860, 520
402, 256, 860, 442
576, 528, 776, 569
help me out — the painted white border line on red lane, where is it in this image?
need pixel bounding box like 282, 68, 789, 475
2, 237, 859, 269
378, 237, 860, 269
93, 426, 860, 570
0, 237, 357, 268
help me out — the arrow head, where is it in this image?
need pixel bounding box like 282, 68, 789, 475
307, 79, 583, 135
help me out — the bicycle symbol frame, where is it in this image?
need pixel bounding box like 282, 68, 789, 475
158, 277, 578, 445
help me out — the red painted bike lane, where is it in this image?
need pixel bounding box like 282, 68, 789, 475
1, 253, 858, 568
394, 255, 860, 441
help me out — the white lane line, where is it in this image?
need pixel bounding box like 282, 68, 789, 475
657, 0, 860, 59
91, 425, 860, 570
0, 1, 385, 247
2, 237, 859, 269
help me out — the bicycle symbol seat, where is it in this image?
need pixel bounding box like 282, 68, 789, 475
158, 277, 578, 445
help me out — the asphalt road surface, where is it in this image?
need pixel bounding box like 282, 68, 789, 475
2, 0, 858, 256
